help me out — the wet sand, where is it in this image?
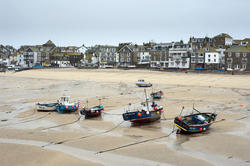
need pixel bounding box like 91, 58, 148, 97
0, 68, 250, 166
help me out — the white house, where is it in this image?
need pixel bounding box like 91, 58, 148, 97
17, 54, 26, 67
138, 51, 150, 64
168, 42, 191, 69
205, 52, 220, 64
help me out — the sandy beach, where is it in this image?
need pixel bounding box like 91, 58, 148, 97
0, 68, 250, 166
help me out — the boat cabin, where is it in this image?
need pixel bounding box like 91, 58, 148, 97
59, 96, 70, 105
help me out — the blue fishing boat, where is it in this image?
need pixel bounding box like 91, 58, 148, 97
56, 96, 80, 113
122, 89, 164, 124
80, 105, 104, 117
174, 107, 217, 133
150, 90, 164, 99
80, 99, 104, 118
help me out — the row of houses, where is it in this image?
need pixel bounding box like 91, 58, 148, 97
0, 33, 250, 71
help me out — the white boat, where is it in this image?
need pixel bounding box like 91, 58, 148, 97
36, 102, 58, 111
136, 79, 152, 87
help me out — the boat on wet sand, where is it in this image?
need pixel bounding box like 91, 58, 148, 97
150, 90, 164, 99
136, 79, 152, 87
174, 107, 217, 133
36, 102, 58, 111
80, 105, 104, 117
122, 89, 164, 124
56, 96, 80, 113
80, 99, 104, 118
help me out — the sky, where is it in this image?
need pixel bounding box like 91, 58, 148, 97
0, 0, 250, 48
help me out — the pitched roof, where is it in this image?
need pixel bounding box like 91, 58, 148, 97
214, 33, 232, 39
43, 40, 56, 47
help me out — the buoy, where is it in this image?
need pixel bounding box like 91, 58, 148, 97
66, 106, 68, 109
156, 111, 159, 114
96, 111, 99, 113
137, 112, 142, 117
91, 110, 94, 113
154, 106, 158, 110
160, 110, 164, 113
240, 104, 243, 107
199, 128, 202, 131
146, 111, 149, 115
178, 116, 182, 120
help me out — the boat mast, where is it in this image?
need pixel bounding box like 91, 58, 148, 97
86, 99, 89, 110
144, 89, 150, 112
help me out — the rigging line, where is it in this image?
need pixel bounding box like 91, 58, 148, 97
103, 112, 123, 115
42, 120, 125, 147
235, 115, 250, 121
40, 115, 81, 131
96, 129, 177, 154
0, 112, 51, 128
213, 118, 226, 123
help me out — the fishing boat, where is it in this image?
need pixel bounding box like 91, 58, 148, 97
122, 89, 164, 123
80, 99, 104, 118
136, 79, 152, 87
150, 90, 164, 99
36, 102, 58, 111
174, 107, 217, 133
56, 96, 80, 113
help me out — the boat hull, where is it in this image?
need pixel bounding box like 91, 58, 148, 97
136, 83, 152, 87
80, 105, 104, 118
56, 104, 79, 113
36, 103, 57, 111
123, 110, 162, 124
174, 112, 217, 133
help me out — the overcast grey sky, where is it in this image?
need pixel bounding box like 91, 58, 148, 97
1, 0, 250, 48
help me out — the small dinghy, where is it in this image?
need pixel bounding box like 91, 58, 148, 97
56, 96, 80, 113
80, 99, 104, 118
174, 107, 217, 133
136, 79, 152, 87
36, 102, 58, 111
150, 90, 164, 99
122, 89, 164, 124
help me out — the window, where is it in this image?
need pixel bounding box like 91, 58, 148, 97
228, 64, 231, 69
236, 53, 240, 57
214, 54, 216, 57
208, 59, 211, 62
242, 58, 248, 63
242, 64, 247, 69
227, 58, 232, 63
243, 53, 247, 57
214, 59, 216, 62
228, 52, 232, 57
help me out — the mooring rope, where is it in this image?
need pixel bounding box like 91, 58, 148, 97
96, 129, 177, 154
0, 112, 51, 128
42, 120, 125, 147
